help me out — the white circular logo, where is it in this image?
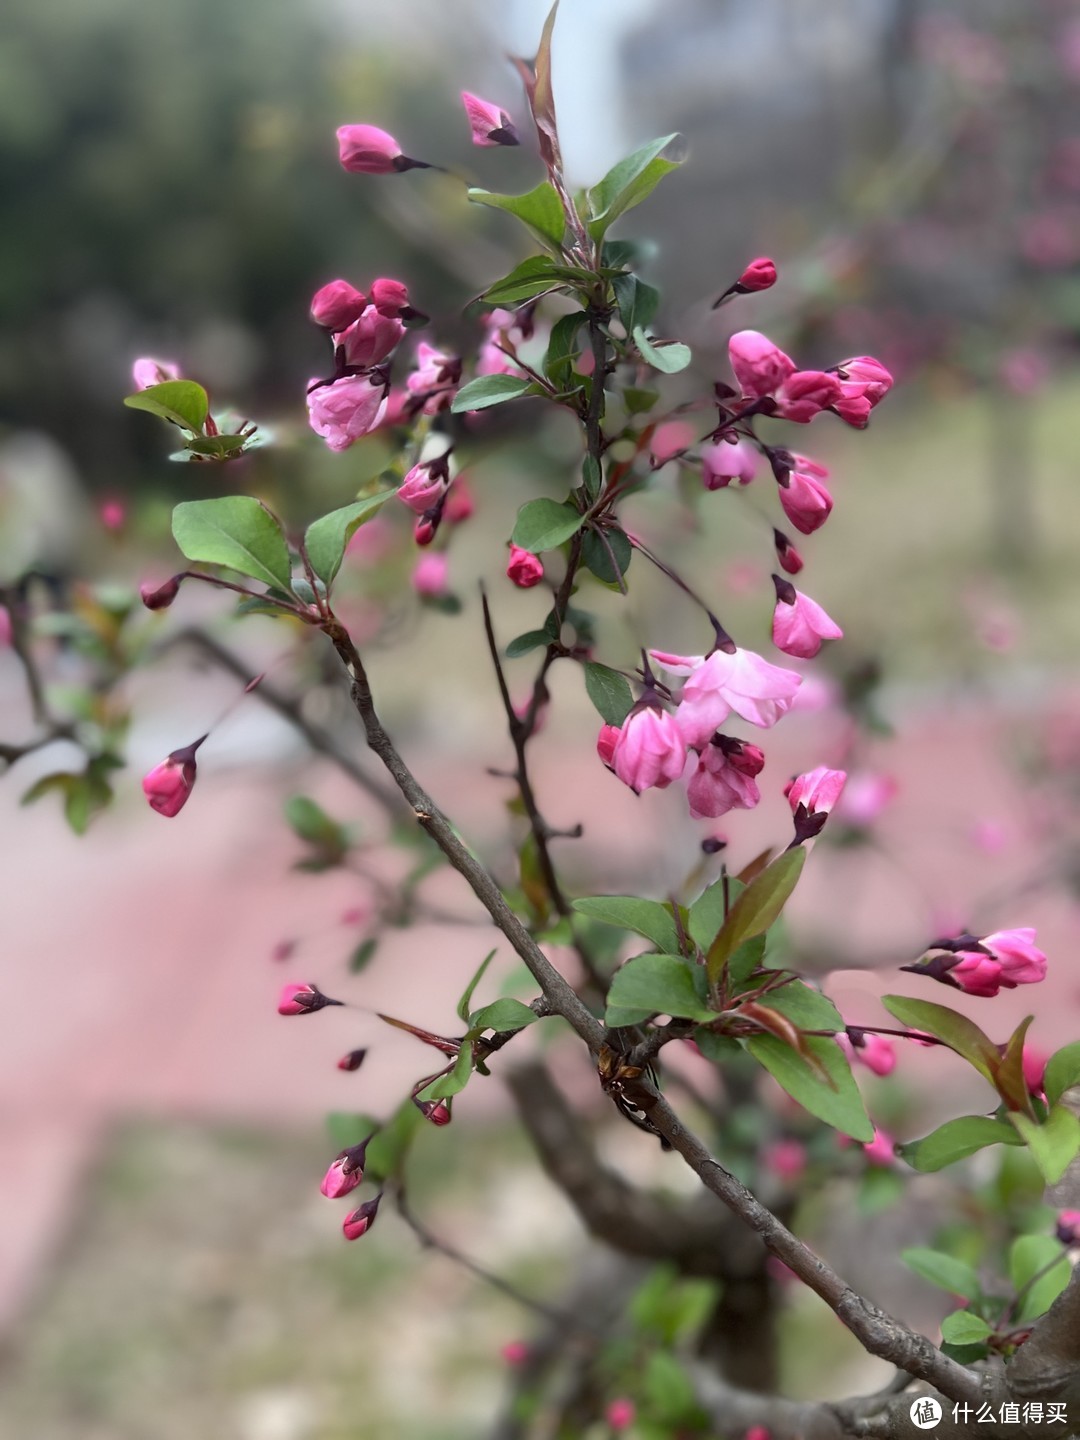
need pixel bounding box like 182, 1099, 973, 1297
909, 1398, 942, 1430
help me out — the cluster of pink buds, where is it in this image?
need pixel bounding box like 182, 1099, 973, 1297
902, 929, 1048, 998
336, 89, 518, 175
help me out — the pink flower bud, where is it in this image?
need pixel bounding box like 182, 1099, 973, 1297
773, 530, 804, 575
337, 124, 408, 175
0, 605, 11, 647
500, 1340, 530, 1366
862, 1126, 896, 1167
142, 735, 205, 817
342, 1191, 382, 1240
785, 766, 847, 819
369, 277, 412, 317
277, 982, 345, 1016
948, 953, 1006, 998
612, 707, 687, 794
407, 342, 461, 400
461, 91, 520, 148
980, 928, 1047, 986
139, 575, 183, 611
320, 1138, 371, 1198
736, 256, 777, 292
778, 467, 834, 535
507, 545, 544, 589
605, 1399, 636, 1431
728, 330, 796, 399
775, 370, 843, 423
416, 1098, 452, 1126
687, 739, 762, 820
337, 1048, 368, 1072
310, 279, 368, 331
132, 357, 180, 390
398, 456, 450, 513
1056, 1209, 1080, 1246
306, 374, 388, 452
444, 478, 475, 525
1022, 1046, 1047, 1095
337, 310, 405, 368
702, 437, 758, 489
100, 500, 126, 532
745, 1427, 772, 1440
771, 576, 843, 659
414, 516, 437, 547
411, 553, 449, 598
835, 772, 898, 828
761, 1139, 807, 1181
834, 355, 893, 410
840, 1028, 897, 1077
597, 723, 621, 769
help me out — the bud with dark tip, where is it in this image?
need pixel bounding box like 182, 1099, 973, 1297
773, 530, 804, 576
277, 982, 345, 1016
140, 575, 184, 611
320, 1137, 373, 1199
415, 1097, 452, 1126
337, 1048, 368, 1072
337, 125, 430, 175
712, 256, 778, 308
342, 1191, 383, 1240
142, 734, 206, 817
461, 91, 520, 147
1056, 1209, 1080, 1246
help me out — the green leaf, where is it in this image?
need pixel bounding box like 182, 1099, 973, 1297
172, 496, 293, 593
511, 498, 583, 552
573, 896, 680, 954
643, 1350, 697, 1425
940, 1312, 993, 1344
470, 998, 539, 1032
451, 374, 535, 414
505, 630, 551, 659
284, 795, 350, 869
582, 527, 631, 587
1010, 1106, 1080, 1184
623, 387, 659, 414
304, 491, 393, 587
583, 661, 634, 725
581, 454, 602, 500
1044, 1040, 1080, 1107
1009, 1234, 1072, 1322
544, 312, 586, 386
326, 1112, 379, 1150
481, 256, 572, 306
468, 181, 566, 249
746, 1034, 873, 1141
419, 1046, 473, 1102
898, 1116, 1023, 1173
456, 949, 496, 1023
900, 1247, 982, 1301
763, 979, 843, 1032
587, 135, 682, 239
880, 996, 1001, 1084
184, 433, 249, 460
688, 877, 731, 953
706, 848, 806, 986
365, 1098, 424, 1182
633, 326, 692, 374
612, 273, 660, 336
727, 934, 766, 988
348, 938, 378, 975
605, 953, 713, 1026
124, 380, 209, 434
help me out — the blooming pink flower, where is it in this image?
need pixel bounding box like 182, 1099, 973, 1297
785, 766, 847, 818
862, 1126, 896, 1167
320, 1139, 370, 1199
605, 1399, 636, 1431
980, 929, 1047, 985
761, 1138, 807, 1182
277, 983, 344, 1016
306, 375, 388, 452
342, 1192, 382, 1240
461, 91, 519, 147
653, 647, 802, 744
140, 575, 183, 611
596, 723, 621, 769
687, 740, 763, 819
337, 1048, 368, 1072
612, 707, 687, 793
411, 553, 449, 598
1056, 1209, 1080, 1246
310, 279, 368, 331
132, 357, 180, 390
100, 500, 126, 532
834, 772, 898, 828
337, 309, 405, 368
142, 736, 205, 817
771, 577, 842, 659
507, 545, 544, 589
337, 124, 410, 175
398, 456, 450, 513
831, 355, 893, 428
736, 257, 777, 293
778, 466, 834, 534
840, 1029, 897, 1077
702, 437, 758, 489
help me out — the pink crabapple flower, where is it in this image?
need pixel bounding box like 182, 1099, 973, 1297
596, 723, 621, 770
770, 576, 843, 659
702, 437, 759, 489
132, 357, 180, 390
309, 279, 368, 331
981, 929, 1047, 985
336, 124, 426, 175
342, 1192, 382, 1241
277, 983, 344, 1016
605, 1399, 636, 1431
686, 739, 764, 820
736, 257, 777, 293
834, 772, 898, 828
778, 465, 834, 534
337, 309, 405, 368
444, 478, 475, 525
839, 1029, 897, 1077
461, 91, 519, 147
785, 766, 847, 817
612, 706, 688, 794
830, 355, 894, 428
406, 343, 461, 413
652, 646, 802, 745
1056, 1210, 1080, 1246
649, 419, 695, 464
142, 736, 205, 817
862, 1127, 897, 1167
320, 1139, 371, 1200
506, 545, 544, 588
306, 375, 388, 452
761, 1138, 807, 1182
398, 456, 450, 513
411, 553, 450, 599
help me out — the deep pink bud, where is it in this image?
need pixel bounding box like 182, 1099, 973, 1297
337, 124, 407, 175
444, 478, 475, 525
310, 279, 368, 331
100, 499, 126, 532
840, 1028, 897, 1077
398, 455, 450, 513
605, 1399, 636, 1431
338, 310, 405, 368
737, 256, 777, 292
414, 516, 437, 547
337, 1048, 368, 1072
725, 739, 766, 776
306, 374, 388, 452
139, 574, 184, 611
613, 707, 687, 794
406, 343, 461, 410
0, 605, 11, 647
416, 1098, 452, 1126
597, 723, 621, 769
132, 357, 180, 390
687, 741, 762, 819
320, 1138, 371, 1199
1056, 1209, 1080, 1246
342, 1191, 383, 1240
862, 1126, 896, 1167
411, 553, 449, 598
461, 91, 520, 148
773, 529, 804, 575
500, 1340, 530, 1366
277, 982, 345, 1016
778, 467, 834, 535
948, 953, 1006, 998
771, 576, 843, 659
835, 355, 893, 405
728, 330, 796, 399
702, 437, 758, 489
369, 277, 412, 317
785, 765, 847, 819
507, 545, 544, 589
980, 928, 1047, 986
142, 735, 205, 817
1022, 1046, 1047, 1095
774, 370, 843, 423
761, 1139, 806, 1182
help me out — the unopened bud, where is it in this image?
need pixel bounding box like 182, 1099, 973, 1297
277, 982, 345, 1016
506, 544, 544, 589
141, 734, 206, 817
320, 1137, 372, 1198
773, 529, 804, 575
337, 1048, 368, 1072
414, 516, 437, 547
140, 574, 184, 610
415, 1097, 452, 1126
310, 279, 368, 331
1056, 1209, 1080, 1246
342, 1191, 383, 1240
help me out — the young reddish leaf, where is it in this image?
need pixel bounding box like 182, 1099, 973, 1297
509, 0, 562, 171
881, 995, 1001, 1085
996, 1015, 1037, 1116
739, 1001, 822, 1072
736, 847, 774, 886
706, 847, 806, 987
376, 1013, 461, 1056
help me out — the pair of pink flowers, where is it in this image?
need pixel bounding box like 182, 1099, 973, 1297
336, 93, 518, 177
